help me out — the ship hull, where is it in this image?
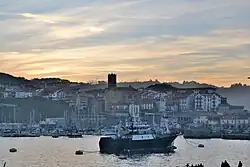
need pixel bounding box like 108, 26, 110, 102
99, 135, 178, 155
67, 134, 82, 138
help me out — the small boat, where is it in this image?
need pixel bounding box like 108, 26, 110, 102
67, 133, 82, 138
9, 148, 17, 153
118, 155, 128, 160
75, 150, 83, 155
171, 146, 177, 150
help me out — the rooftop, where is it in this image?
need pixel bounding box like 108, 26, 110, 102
147, 83, 217, 92
105, 86, 137, 92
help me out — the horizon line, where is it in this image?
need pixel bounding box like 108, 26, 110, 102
1, 71, 249, 88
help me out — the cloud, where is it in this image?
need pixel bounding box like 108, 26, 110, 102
18, 13, 56, 23
48, 25, 105, 39
0, 0, 250, 86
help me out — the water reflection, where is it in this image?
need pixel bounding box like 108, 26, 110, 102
0, 136, 249, 167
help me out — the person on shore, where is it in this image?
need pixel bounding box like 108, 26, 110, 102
221, 161, 230, 167
224, 160, 230, 167
238, 161, 242, 167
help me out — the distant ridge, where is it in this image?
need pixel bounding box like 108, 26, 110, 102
0, 72, 72, 86
0, 72, 28, 85
147, 83, 179, 91
170, 81, 217, 89
0, 72, 250, 110
0, 72, 248, 88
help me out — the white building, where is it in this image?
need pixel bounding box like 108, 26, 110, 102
114, 104, 128, 110
15, 91, 33, 98
178, 98, 187, 111
50, 89, 66, 101
193, 116, 208, 127
141, 103, 154, 110
220, 115, 249, 129
3, 89, 16, 99
207, 118, 220, 129
195, 93, 221, 112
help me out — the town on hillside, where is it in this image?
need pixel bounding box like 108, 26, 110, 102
0, 73, 250, 138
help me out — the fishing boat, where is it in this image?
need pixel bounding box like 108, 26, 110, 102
99, 107, 178, 155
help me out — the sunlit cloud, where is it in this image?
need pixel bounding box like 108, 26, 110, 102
49, 25, 105, 39
18, 13, 56, 24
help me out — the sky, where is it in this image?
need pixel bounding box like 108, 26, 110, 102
0, 0, 250, 86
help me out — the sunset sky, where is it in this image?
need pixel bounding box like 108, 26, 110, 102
1, 0, 250, 86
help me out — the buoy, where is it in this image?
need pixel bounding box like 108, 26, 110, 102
118, 155, 127, 160
198, 144, 204, 148
75, 150, 83, 155
171, 146, 177, 150
9, 148, 17, 153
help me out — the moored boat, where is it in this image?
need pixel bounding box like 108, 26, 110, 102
99, 109, 178, 155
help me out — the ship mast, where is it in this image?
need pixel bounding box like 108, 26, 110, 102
128, 104, 140, 134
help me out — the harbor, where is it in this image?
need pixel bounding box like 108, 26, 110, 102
0, 0, 249, 164
1, 73, 250, 167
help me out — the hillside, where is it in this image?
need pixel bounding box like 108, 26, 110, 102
0, 72, 28, 85
0, 72, 74, 86
1, 72, 250, 111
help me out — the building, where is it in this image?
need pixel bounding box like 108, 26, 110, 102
0, 88, 4, 98
140, 99, 154, 111
193, 115, 208, 127
174, 112, 197, 125
217, 104, 245, 115
147, 83, 179, 94
172, 92, 195, 112
105, 74, 141, 113
195, 92, 221, 112
108, 73, 117, 88
104, 86, 140, 113
51, 89, 67, 101
229, 105, 245, 114
217, 104, 230, 114
15, 91, 33, 99
3, 89, 16, 99
207, 117, 220, 129
220, 115, 249, 129
221, 97, 228, 104
155, 97, 166, 112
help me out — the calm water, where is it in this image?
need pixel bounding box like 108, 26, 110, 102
0, 136, 249, 167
